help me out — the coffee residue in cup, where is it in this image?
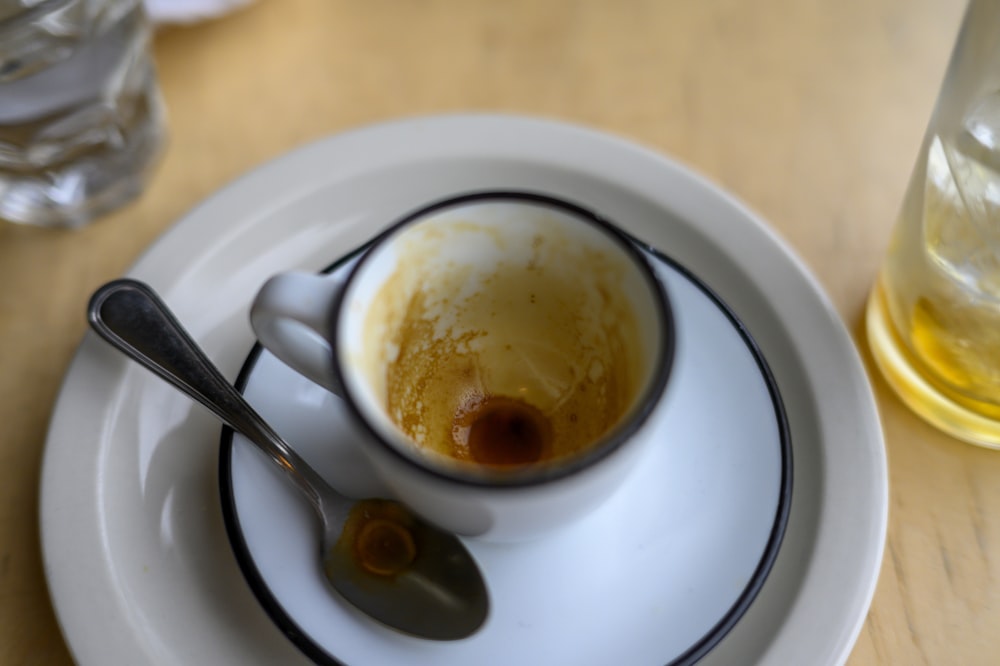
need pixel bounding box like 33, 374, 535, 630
452, 393, 553, 466
362, 216, 646, 470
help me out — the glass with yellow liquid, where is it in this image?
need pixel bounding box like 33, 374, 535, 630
867, 0, 1000, 447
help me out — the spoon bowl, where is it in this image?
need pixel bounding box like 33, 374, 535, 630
87, 278, 489, 640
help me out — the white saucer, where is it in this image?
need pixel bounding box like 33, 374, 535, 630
40, 115, 886, 665
222, 244, 790, 665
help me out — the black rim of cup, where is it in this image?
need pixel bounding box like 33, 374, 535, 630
327, 190, 676, 488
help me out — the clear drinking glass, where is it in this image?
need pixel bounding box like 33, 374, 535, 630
867, 0, 1000, 448
0, 0, 166, 228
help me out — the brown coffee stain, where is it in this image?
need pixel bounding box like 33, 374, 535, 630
362, 215, 647, 470
453, 394, 552, 466
332, 499, 417, 578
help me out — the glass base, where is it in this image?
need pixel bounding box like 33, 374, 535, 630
0, 1, 164, 229
866, 283, 1000, 449
0, 119, 163, 229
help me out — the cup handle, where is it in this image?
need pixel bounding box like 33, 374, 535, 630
250, 271, 347, 394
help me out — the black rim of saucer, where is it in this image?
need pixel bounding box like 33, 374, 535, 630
219, 240, 793, 666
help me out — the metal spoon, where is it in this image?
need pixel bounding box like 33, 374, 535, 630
87, 278, 489, 641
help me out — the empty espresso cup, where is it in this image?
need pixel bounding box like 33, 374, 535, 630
250, 191, 674, 540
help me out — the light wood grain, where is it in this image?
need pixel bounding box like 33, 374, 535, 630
2, 0, 997, 663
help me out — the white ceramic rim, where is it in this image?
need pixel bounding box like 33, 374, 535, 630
39, 114, 887, 666
330, 191, 676, 487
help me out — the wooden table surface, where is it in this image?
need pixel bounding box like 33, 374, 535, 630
2, 0, 997, 663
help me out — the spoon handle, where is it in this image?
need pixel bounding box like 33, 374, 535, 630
87, 278, 330, 514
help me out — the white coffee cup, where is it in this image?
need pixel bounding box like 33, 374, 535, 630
250, 191, 675, 541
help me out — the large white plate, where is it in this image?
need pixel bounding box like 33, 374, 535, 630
40, 114, 887, 665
